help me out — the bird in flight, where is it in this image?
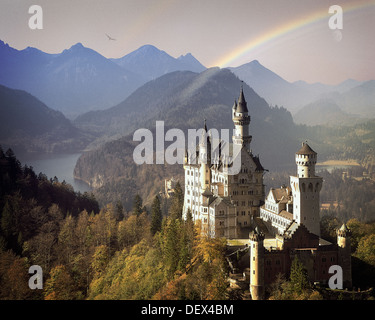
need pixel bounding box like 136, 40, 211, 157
105, 33, 116, 41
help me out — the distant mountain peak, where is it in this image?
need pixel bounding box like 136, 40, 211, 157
132, 44, 169, 57
69, 42, 85, 50
138, 44, 161, 51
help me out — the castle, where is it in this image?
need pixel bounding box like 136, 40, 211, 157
182, 88, 352, 299
182, 88, 265, 238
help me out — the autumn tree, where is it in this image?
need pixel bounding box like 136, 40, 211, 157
44, 265, 77, 300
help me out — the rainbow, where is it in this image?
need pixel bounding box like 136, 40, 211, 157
212, 0, 375, 68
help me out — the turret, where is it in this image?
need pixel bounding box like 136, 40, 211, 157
290, 142, 322, 237
296, 142, 317, 178
249, 227, 265, 300
337, 223, 352, 288
199, 119, 211, 192
232, 87, 252, 149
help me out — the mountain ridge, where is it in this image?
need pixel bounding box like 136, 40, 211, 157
0, 84, 93, 155
0, 41, 206, 118
229, 60, 366, 115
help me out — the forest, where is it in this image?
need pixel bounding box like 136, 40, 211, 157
1, 147, 375, 300
0, 147, 229, 300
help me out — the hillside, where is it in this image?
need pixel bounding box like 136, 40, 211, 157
293, 80, 375, 125
74, 68, 298, 169
293, 98, 357, 126
229, 60, 365, 115
229, 60, 320, 113
73, 68, 300, 209
73, 137, 183, 209
73, 72, 375, 210
0, 84, 92, 154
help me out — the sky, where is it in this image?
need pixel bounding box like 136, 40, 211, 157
0, 0, 374, 85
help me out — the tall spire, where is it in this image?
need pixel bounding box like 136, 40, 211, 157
236, 85, 248, 113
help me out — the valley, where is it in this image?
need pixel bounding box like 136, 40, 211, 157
1, 40, 374, 216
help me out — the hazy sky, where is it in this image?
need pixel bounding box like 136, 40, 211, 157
0, 0, 374, 84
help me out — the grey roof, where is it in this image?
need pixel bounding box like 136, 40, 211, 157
296, 142, 317, 155
236, 88, 248, 113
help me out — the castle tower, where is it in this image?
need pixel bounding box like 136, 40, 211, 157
199, 119, 211, 192
249, 227, 265, 300
337, 223, 352, 288
232, 87, 252, 150
290, 142, 323, 237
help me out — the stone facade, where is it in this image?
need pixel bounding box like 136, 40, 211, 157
182, 88, 265, 239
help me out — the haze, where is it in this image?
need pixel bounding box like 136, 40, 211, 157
0, 0, 374, 84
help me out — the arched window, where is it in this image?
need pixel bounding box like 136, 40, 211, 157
315, 182, 320, 192
308, 183, 313, 192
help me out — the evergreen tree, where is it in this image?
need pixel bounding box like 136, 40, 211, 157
132, 194, 143, 217
169, 181, 184, 220
115, 200, 124, 221
289, 256, 310, 295
150, 196, 162, 235
162, 218, 180, 279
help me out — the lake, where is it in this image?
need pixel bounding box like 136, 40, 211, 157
19, 153, 91, 193
316, 160, 360, 173
316, 164, 358, 173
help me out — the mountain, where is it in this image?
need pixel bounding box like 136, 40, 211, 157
111, 44, 206, 81
294, 80, 375, 125
0, 41, 145, 118
338, 80, 375, 117
74, 67, 300, 208
0, 84, 92, 154
229, 60, 363, 114
74, 68, 297, 157
0, 41, 206, 118
293, 98, 356, 126
74, 68, 298, 174
229, 60, 312, 113
73, 67, 375, 209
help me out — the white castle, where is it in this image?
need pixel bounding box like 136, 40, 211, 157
182, 88, 266, 238
182, 88, 323, 240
